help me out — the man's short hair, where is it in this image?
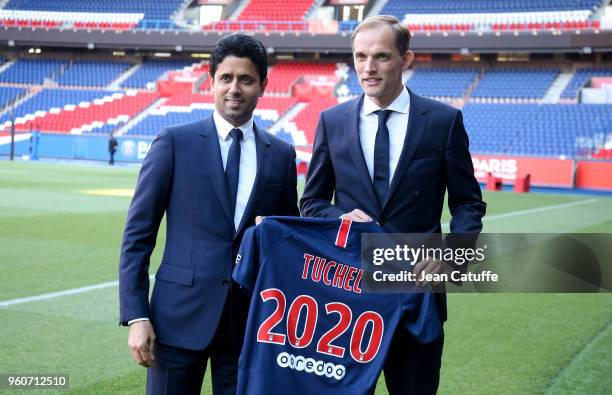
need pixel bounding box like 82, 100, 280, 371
210, 33, 268, 82
351, 15, 411, 55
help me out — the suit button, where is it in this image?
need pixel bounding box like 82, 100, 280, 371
221, 279, 230, 287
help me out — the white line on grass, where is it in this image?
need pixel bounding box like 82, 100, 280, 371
0, 198, 601, 308
441, 198, 598, 230
0, 276, 154, 308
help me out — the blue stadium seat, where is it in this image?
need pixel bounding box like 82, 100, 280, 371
121, 60, 195, 89
471, 68, 559, 99
126, 110, 277, 137
0, 59, 67, 84
464, 103, 612, 157
126, 109, 215, 136
408, 68, 478, 97
561, 68, 612, 99
381, 0, 600, 20
0, 88, 118, 124
4, 0, 184, 21
0, 87, 27, 110
56, 61, 131, 87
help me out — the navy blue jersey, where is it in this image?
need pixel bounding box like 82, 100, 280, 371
233, 217, 442, 395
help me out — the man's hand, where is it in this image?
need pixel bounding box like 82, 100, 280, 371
413, 259, 454, 288
341, 209, 372, 222
128, 320, 157, 367
255, 216, 265, 225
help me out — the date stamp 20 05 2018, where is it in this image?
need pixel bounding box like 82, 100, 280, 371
0, 374, 69, 389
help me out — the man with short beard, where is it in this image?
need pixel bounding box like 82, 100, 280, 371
119, 34, 299, 394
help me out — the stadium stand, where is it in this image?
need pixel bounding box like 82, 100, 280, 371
121, 60, 196, 89
372, 0, 604, 33
0, 88, 158, 134
0, 86, 27, 109
0, 59, 66, 84
265, 62, 338, 94
126, 94, 297, 137
3, 0, 184, 22
56, 61, 131, 87
237, 0, 316, 21
0, 88, 114, 123
383, 0, 601, 14
471, 68, 559, 99
291, 97, 340, 145
464, 103, 612, 157
407, 68, 479, 98
561, 67, 612, 99
17, 90, 158, 134
127, 108, 213, 136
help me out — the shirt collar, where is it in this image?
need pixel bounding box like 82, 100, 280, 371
363, 85, 411, 116
213, 111, 254, 141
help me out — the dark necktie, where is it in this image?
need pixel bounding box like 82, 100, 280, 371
373, 109, 392, 208
226, 128, 243, 222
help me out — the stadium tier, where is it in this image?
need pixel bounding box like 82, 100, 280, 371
374, 0, 605, 33
121, 60, 196, 89
126, 95, 297, 137
0, 88, 115, 123
56, 60, 131, 87
0, 88, 158, 134
3, 0, 183, 21
464, 103, 612, 157
265, 62, 338, 94
561, 67, 612, 99
471, 68, 559, 99
407, 68, 479, 98
0, 59, 67, 84
237, 0, 316, 21
383, 0, 601, 14
0, 86, 27, 109
291, 97, 340, 145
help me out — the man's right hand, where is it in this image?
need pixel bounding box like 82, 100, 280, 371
128, 320, 157, 367
341, 209, 372, 222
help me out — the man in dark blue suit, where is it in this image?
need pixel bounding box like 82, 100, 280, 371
300, 16, 486, 394
119, 34, 299, 394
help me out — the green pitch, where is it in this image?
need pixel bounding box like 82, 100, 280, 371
1, 161, 611, 394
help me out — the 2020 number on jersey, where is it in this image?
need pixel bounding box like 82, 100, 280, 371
256, 288, 384, 364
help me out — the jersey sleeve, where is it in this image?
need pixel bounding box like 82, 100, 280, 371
232, 226, 260, 292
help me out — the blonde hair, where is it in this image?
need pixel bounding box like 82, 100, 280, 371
351, 15, 411, 55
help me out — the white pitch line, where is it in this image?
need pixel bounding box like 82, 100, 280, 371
441, 198, 598, 229
0, 275, 154, 308
0, 280, 118, 307
0, 198, 601, 308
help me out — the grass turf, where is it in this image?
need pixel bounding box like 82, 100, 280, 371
0, 161, 611, 394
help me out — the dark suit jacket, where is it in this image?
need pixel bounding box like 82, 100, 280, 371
119, 116, 299, 350
300, 90, 486, 321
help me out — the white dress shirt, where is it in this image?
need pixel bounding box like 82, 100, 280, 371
127, 113, 257, 326
359, 86, 411, 185
213, 111, 257, 230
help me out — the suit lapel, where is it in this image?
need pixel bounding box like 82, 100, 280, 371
346, 94, 381, 212
383, 90, 429, 210
235, 124, 271, 238
199, 117, 234, 225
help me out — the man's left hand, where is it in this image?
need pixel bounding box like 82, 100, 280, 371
413, 258, 454, 287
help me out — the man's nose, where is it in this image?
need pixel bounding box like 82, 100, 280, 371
228, 79, 241, 94
363, 57, 376, 73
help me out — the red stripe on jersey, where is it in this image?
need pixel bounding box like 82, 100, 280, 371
335, 218, 352, 248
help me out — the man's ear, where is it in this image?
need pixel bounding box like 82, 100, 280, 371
402, 50, 415, 71
259, 77, 269, 97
